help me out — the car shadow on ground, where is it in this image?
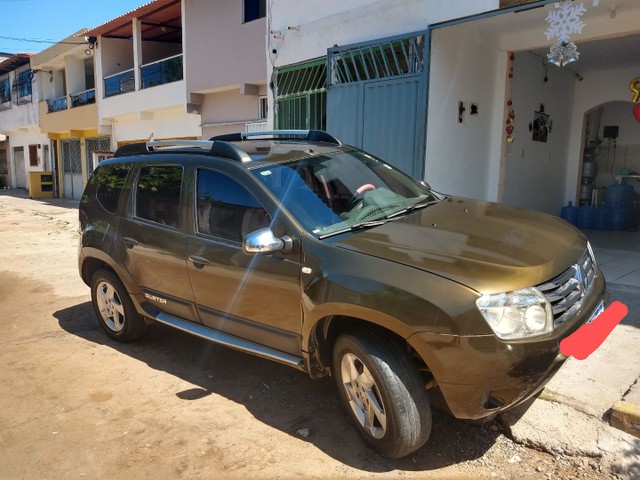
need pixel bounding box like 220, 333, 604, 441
55, 301, 503, 473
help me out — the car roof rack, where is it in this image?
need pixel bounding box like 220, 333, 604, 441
209, 129, 342, 145
113, 140, 252, 163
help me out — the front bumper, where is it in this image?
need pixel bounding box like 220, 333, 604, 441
407, 271, 606, 420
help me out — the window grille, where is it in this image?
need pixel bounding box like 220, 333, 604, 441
328, 34, 425, 85
1, 77, 11, 105
275, 60, 327, 130
85, 137, 112, 175
12, 70, 33, 102
61, 140, 82, 174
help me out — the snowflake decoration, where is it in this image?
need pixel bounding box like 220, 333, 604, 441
545, 1, 587, 42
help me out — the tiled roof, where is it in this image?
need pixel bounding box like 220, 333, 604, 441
0, 53, 32, 75
82, 0, 181, 43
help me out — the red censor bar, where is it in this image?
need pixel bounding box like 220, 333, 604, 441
560, 301, 628, 360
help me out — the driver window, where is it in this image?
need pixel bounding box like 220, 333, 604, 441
197, 170, 271, 242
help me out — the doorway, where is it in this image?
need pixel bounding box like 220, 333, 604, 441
13, 147, 26, 189
61, 139, 83, 200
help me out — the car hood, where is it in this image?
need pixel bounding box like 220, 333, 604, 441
333, 197, 587, 294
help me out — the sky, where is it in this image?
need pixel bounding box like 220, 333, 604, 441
0, 0, 150, 55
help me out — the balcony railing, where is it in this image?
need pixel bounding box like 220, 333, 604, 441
47, 96, 68, 113
0, 91, 10, 111
104, 68, 135, 98
141, 54, 183, 89
70, 89, 96, 108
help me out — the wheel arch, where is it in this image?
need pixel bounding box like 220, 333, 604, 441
306, 314, 432, 384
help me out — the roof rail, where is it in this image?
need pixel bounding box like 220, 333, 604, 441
113, 139, 251, 163
209, 130, 342, 146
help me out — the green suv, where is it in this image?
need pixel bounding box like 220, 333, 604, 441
78, 130, 606, 459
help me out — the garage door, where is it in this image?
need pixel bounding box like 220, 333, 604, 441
326, 32, 428, 178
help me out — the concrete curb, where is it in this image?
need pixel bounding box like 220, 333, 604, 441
610, 401, 640, 439
541, 388, 640, 440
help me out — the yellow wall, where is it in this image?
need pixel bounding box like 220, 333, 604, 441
38, 101, 98, 134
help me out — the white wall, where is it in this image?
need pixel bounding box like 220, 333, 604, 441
267, 0, 499, 128
111, 106, 201, 145
425, 23, 502, 201
7, 129, 51, 188
565, 65, 640, 204
0, 72, 41, 132
141, 41, 182, 66
185, 0, 267, 93
100, 79, 188, 119
501, 51, 576, 214
589, 101, 640, 196
200, 86, 268, 139
100, 38, 134, 77
268, 0, 498, 67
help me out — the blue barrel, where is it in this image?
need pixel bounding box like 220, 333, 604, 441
577, 205, 593, 229
610, 207, 630, 230
631, 206, 640, 230
561, 201, 579, 226
605, 183, 634, 208
593, 206, 612, 230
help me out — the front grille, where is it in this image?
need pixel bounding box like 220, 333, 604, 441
537, 250, 596, 328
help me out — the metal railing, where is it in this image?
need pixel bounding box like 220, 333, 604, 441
140, 54, 183, 89
104, 68, 135, 98
47, 96, 68, 113
0, 90, 10, 111
70, 88, 96, 108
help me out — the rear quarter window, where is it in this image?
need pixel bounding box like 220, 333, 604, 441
135, 165, 183, 228
93, 163, 131, 213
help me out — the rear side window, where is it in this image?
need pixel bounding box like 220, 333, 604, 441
94, 163, 131, 213
135, 165, 183, 227
197, 169, 270, 242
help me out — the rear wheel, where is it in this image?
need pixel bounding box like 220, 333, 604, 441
333, 329, 431, 459
91, 269, 145, 342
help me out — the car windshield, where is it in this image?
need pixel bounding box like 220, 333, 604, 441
251, 148, 440, 238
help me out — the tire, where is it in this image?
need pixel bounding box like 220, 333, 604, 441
333, 329, 431, 459
91, 269, 145, 342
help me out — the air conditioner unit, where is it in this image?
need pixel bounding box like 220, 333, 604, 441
92, 151, 114, 170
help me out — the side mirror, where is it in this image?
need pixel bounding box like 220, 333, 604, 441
243, 228, 293, 255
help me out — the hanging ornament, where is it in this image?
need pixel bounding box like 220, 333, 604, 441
547, 40, 580, 67
633, 103, 640, 123
631, 77, 640, 123
545, 1, 587, 67
630, 77, 640, 103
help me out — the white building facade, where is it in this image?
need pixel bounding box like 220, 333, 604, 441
267, 0, 640, 215
0, 54, 50, 190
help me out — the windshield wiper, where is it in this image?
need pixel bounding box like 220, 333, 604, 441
386, 199, 439, 219
319, 219, 390, 239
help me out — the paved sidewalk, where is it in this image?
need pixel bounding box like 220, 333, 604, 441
500, 235, 640, 478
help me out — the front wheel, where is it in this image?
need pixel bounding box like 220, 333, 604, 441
91, 269, 145, 342
333, 329, 431, 459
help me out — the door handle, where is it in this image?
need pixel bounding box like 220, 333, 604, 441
123, 237, 138, 249
189, 255, 210, 268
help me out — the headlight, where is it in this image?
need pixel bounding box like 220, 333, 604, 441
476, 287, 553, 340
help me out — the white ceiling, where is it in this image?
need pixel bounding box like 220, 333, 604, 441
533, 33, 640, 72
469, 0, 640, 73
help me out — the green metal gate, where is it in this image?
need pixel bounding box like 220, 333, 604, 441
275, 59, 327, 130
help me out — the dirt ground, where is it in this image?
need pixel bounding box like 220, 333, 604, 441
0, 191, 624, 479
